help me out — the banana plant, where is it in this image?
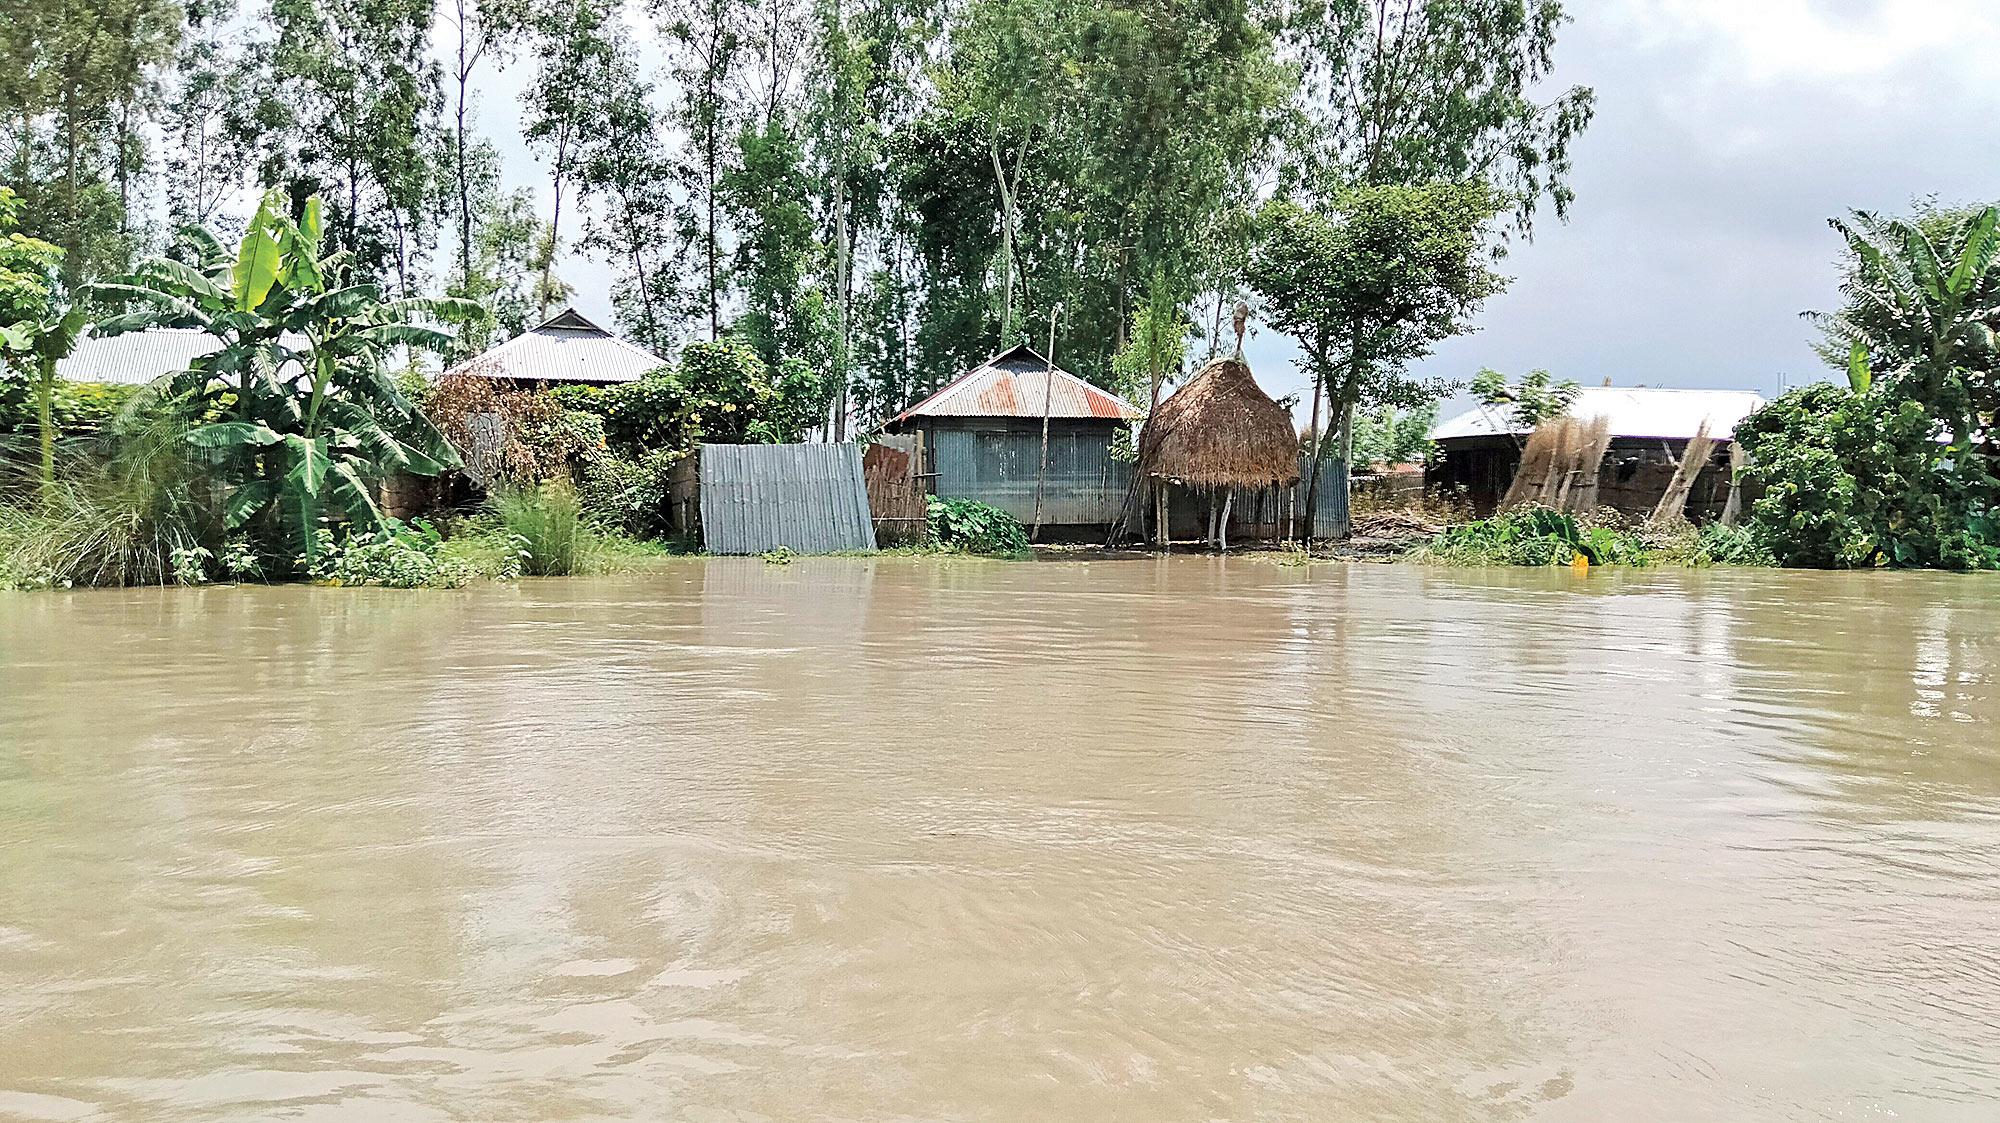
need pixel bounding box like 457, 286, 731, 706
1823, 205, 2000, 448
0, 187, 79, 492
93, 189, 479, 564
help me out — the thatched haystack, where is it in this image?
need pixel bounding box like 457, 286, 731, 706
1138, 357, 1300, 489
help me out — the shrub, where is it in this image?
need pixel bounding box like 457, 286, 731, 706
578, 448, 678, 537
308, 521, 482, 588
0, 378, 143, 439
1416, 506, 1642, 567
1693, 522, 1776, 567
492, 478, 593, 576
0, 408, 223, 587
1734, 383, 2000, 569
926, 497, 1030, 557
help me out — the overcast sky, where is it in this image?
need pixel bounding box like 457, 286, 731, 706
483, 0, 2000, 414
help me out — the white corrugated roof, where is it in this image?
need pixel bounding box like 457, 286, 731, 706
58, 328, 229, 386
1431, 386, 1768, 442
445, 307, 666, 384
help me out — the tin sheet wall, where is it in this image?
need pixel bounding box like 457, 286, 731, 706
699, 443, 878, 555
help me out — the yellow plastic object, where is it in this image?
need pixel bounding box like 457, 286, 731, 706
1570, 552, 1591, 575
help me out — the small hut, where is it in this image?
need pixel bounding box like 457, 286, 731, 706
1134, 357, 1300, 548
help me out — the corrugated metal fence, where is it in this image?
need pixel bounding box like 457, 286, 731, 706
699, 443, 877, 555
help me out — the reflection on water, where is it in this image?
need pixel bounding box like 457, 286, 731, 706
2, 559, 1997, 1122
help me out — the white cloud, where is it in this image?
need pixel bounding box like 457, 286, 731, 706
1605, 0, 2000, 83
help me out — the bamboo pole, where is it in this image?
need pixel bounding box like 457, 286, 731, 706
1030, 304, 1061, 541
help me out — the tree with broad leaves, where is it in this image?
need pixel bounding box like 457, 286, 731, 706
1249, 185, 1504, 539
91, 188, 477, 565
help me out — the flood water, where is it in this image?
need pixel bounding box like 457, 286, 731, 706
3, 558, 1998, 1122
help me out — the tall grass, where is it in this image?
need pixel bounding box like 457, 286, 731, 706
492, 479, 594, 576
0, 405, 222, 588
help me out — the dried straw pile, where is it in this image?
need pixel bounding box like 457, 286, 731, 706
1500, 414, 1613, 512
1137, 357, 1300, 489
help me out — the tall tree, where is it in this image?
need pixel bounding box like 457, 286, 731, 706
655, 0, 743, 339
522, 0, 621, 319
578, 44, 681, 355
2, 0, 182, 282
441, 0, 529, 299
1281, 0, 1595, 234
1248, 186, 1503, 538
253, 0, 444, 290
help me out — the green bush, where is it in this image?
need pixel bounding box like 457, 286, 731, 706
0, 408, 223, 588
1417, 507, 1641, 567
308, 521, 482, 588
926, 497, 1030, 557
1693, 522, 1776, 567
578, 448, 678, 537
0, 377, 142, 439
1734, 383, 2000, 569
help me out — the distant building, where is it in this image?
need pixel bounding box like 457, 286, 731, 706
442, 307, 666, 386
884, 344, 1143, 528
56, 327, 303, 386
1429, 386, 1768, 517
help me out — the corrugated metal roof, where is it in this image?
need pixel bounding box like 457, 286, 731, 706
445, 307, 667, 384
56, 327, 312, 386
699, 443, 878, 555
894, 344, 1143, 422
1431, 386, 1768, 442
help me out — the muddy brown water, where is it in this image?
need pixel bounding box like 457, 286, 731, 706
3, 558, 1998, 1122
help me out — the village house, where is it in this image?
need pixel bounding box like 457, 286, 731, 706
1427, 385, 1768, 518
884, 344, 1143, 531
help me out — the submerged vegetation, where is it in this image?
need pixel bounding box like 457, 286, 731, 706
1413, 508, 1772, 570
925, 497, 1031, 558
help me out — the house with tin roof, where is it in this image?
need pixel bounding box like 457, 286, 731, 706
1428, 385, 1768, 518
883, 345, 1143, 530
443, 307, 666, 386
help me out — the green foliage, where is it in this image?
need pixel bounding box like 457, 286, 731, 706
759, 545, 795, 565
1349, 402, 1437, 470
1692, 522, 1776, 568
926, 496, 1030, 557
1417, 507, 1633, 568
1735, 383, 2000, 569
0, 407, 226, 588
578, 449, 678, 538
492, 479, 593, 576
94, 188, 474, 567
0, 379, 140, 438
581, 336, 828, 458
307, 521, 483, 588
1470, 368, 1580, 429
1280, 0, 1596, 237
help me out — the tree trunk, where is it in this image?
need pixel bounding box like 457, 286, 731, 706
35, 357, 56, 494
1300, 354, 1329, 541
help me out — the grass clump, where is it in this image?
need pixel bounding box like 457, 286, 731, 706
493, 479, 593, 576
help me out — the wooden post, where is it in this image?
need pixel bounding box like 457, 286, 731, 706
1031, 304, 1061, 541
1218, 490, 1233, 552
1721, 442, 1747, 526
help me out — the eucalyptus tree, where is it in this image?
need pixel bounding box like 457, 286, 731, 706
441, 0, 530, 297
252, 0, 444, 290
1249, 185, 1503, 538
577, 46, 680, 355
523, 0, 623, 319
93, 190, 473, 562
1280, 0, 1595, 234
1, 0, 182, 282
655, 0, 744, 339
162, 0, 257, 230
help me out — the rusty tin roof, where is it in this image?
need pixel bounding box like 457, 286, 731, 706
893, 345, 1143, 423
